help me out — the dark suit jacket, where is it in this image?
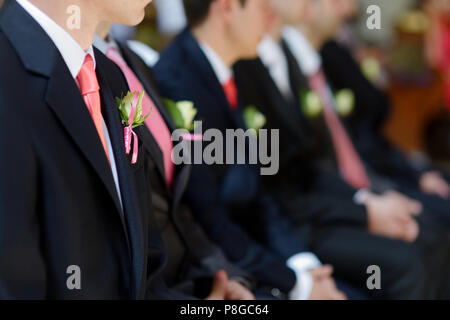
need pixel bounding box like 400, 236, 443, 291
233, 52, 368, 234
0, 0, 179, 299
154, 28, 305, 295
116, 42, 254, 298
320, 40, 428, 188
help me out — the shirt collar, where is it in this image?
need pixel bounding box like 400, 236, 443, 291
258, 34, 286, 69
94, 33, 119, 55
281, 26, 321, 77
258, 34, 293, 101
16, 0, 96, 79
199, 42, 233, 85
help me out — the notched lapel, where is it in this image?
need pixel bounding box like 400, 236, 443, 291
96, 64, 145, 299
45, 66, 123, 217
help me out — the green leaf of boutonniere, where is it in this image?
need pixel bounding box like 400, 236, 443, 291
361, 57, 382, 84
163, 98, 198, 131
116, 91, 150, 129
334, 89, 355, 117
243, 105, 266, 134
300, 90, 322, 118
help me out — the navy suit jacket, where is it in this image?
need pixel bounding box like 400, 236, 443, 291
154, 29, 307, 294
116, 42, 254, 297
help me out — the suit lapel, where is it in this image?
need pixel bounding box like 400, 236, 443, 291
96, 59, 145, 299
252, 57, 313, 147
118, 42, 193, 203
0, 0, 124, 217
183, 30, 246, 129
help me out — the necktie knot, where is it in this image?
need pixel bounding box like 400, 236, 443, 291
106, 46, 127, 69
77, 54, 100, 96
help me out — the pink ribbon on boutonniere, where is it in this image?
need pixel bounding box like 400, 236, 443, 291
181, 133, 203, 141
123, 96, 139, 165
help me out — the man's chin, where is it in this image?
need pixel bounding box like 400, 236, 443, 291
120, 11, 146, 27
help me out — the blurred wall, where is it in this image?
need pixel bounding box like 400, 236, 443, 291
356, 0, 417, 46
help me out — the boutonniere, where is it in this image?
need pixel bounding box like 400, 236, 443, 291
361, 57, 382, 84
300, 90, 322, 118
299, 89, 355, 118
163, 98, 202, 141
334, 89, 355, 117
243, 105, 266, 136
116, 91, 150, 164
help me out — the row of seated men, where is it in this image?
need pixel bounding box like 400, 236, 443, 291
3, 0, 450, 299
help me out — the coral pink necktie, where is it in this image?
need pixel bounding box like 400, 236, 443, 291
223, 78, 238, 109
106, 46, 175, 187
76, 55, 109, 161
309, 69, 371, 190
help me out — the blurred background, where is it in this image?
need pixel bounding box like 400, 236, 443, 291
111, 0, 450, 171
3, 0, 450, 170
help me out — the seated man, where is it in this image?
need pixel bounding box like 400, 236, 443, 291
153, 0, 449, 299
154, 0, 352, 300
234, 0, 450, 299
95, 22, 346, 300
319, 0, 450, 227
96, 23, 257, 300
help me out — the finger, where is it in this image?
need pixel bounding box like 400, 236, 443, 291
437, 182, 450, 199
309, 265, 333, 279
206, 270, 229, 300
403, 220, 420, 243
408, 200, 423, 216
226, 281, 255, 300
332, 290, 348, 300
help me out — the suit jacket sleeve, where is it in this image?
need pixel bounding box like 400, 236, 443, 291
185, 165, 297, 294
0, 106, 47, 298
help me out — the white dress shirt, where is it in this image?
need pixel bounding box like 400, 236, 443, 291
199, 42, 234, 85
199, 40, 322, 300
153, 0, 187, 35
127, 40, 160, 67
258, 35, 293, 102
282, 26, 322, 77
17, 0, 123, 209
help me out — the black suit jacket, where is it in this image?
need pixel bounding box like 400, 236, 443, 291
320, 40, 427, 187
116, 42, 254, 297
233, 50, 368, 232
154, 28, 305, 295
0, 0, 177, 299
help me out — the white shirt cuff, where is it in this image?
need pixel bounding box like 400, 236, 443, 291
353, 188, 371, 205
287, 252, 322, 300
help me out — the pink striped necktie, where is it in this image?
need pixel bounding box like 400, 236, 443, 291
106, 46, 175, 187
309, 69, 371, 190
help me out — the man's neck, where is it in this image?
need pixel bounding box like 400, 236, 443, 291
192, 23, 237, 68
296, 24, 325, 51
268, 21, 283, 42
29, 0, 99, 50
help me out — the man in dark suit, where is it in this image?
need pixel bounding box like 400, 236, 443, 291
232, 0, 450, 299
94, 25, 257, 300
318, 0, 450, 227
0, 0, 187, 299
154, 0, 353, 300
150, 0, 416, 300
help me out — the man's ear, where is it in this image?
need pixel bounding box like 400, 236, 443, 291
216, 0, 238, 21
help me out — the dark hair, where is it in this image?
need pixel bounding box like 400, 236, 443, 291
183, 0, 247, 28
